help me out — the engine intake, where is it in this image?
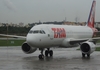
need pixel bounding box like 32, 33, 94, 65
80, 41, 95, 54
81, 43, 90, 52
22, 42, 37, 54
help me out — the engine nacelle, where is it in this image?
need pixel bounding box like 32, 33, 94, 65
22, 42, 37, 54
80, 41, 96, 54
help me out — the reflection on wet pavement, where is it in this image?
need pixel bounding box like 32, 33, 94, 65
0, 47, 100, 70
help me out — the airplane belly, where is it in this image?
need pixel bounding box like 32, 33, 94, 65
37, 38, 63, 48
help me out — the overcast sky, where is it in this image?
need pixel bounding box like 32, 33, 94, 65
0, 0, 100, 24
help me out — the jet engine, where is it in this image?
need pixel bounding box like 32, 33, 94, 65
80, 41, 95, 54
22, 42, 37, 54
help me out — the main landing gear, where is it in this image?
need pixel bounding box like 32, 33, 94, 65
38, 48, 53, 59
82, 53, 90, 58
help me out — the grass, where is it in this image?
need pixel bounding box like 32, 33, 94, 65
95, 47, 100, 51
0, 40, 25, 46
97, 40, 100, 43
0, 39, 100, 51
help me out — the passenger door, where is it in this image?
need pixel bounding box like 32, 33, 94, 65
47, 27, 54, 40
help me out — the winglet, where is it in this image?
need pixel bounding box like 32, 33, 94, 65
87, 0, 96, 28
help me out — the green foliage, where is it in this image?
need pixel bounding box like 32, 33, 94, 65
0, 22, 63, 35
0, 40, 25, 46
97, 40, 100, 43
0, 26, 31, 35
95, 47, 100, 51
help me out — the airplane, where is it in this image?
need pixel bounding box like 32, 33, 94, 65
0, 0, 99, 59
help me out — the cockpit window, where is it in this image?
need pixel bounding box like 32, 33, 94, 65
42, 30, 45, 34
40, 30, 45, 34
29, 30, 33, 33
33, 30, 39, 33
40, 30, 43, 33
28, 30, 45, 34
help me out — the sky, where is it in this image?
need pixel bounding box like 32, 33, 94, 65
0, 0, 100, 24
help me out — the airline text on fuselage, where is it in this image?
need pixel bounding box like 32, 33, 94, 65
51, 28, 66, 38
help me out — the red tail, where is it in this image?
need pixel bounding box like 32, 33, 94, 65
87, 0, 96, 28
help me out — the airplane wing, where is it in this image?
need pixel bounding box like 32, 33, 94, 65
0, 34, 26, 39
70, 31, 100, 44
69, 37, 100, 44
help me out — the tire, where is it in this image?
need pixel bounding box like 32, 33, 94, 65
38, 54, 44, 59
87, 54, 90, 57
82, 53, 85, 58
49, 50, 53, 57
45, 50, 49, 57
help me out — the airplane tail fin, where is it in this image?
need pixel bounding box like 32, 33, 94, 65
87, 0, 96, 28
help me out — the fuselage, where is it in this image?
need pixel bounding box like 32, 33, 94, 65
26, 24, 96, 48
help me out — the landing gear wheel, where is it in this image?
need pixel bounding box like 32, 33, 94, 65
45, 50, 49, 57
82, 53, 85, 58
39, 54, 44, 59
39, 48, 44, 59
49, 50, 53, 57
87, 54, 90, 58
45, 48, 53, 57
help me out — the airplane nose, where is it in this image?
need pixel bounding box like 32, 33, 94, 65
26, 34, 36, 46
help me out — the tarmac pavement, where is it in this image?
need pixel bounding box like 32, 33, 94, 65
0, 47, 100, 70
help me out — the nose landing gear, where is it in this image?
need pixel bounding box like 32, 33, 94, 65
38, 48, 44, 59
38, 48, 53, 60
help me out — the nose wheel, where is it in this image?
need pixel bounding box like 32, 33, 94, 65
38, 54, 44, 59
38, 48, 44, 59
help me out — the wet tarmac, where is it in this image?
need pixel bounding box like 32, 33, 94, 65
0, 47, 100, 70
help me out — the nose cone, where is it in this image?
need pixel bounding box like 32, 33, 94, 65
26, 34, 36, 47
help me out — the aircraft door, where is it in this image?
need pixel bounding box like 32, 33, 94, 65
47, 27, 54, 40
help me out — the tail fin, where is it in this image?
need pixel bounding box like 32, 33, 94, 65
87, 0, 96, 28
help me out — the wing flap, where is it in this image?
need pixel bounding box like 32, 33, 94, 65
69, 37, 100, 44
69, 38, 89, 44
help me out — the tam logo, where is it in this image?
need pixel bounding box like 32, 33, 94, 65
52, 28, 66, 38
